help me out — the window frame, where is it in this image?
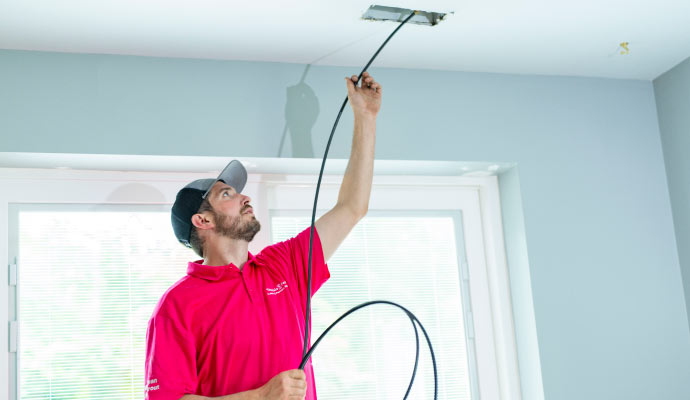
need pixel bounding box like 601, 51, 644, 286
0, 164, 520, 400
262, 173, 520, 400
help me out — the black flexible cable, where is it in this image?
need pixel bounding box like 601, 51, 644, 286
299, 9, 439, 399
404, 312, 420, 400
298, 300, 437, 400
302, 9, 416, 361
300, 301, 420, 398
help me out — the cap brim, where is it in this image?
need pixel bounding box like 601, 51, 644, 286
202, 160, 248, 199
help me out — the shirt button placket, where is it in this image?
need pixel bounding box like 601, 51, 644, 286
240, 271, 254, 303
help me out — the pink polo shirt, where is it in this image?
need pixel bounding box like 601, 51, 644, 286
145, 226, 330, 400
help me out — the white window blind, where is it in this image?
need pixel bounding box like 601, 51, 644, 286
16, 208, 193, 399
272, 213, 473, 400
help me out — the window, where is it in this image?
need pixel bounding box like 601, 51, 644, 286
265, 174, 517, 400
273, 213, 471, 399
13, 206, 192, 399
2, 159, 519, 400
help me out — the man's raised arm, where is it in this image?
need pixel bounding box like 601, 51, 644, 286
315, 72, 381, 262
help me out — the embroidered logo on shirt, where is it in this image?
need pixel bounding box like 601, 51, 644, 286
266, 281, 288, 295
145, 378, 159, 392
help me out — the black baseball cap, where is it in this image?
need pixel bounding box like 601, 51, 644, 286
171, 160, 248, 247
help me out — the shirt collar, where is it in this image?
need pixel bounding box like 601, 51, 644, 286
187, 251, 256, 281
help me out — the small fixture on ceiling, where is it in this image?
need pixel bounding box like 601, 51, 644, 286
362, 5, 449, 26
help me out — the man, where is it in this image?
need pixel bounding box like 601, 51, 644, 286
145, 72, 382, 400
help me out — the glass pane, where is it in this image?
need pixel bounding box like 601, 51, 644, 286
272, 214, 472, 400
18, 209, 194, 400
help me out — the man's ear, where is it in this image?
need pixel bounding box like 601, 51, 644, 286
191, 212, 214, 230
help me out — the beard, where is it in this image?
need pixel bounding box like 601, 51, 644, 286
213, 208, 261, 242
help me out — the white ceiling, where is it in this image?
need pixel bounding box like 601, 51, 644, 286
1, 0, 689, 80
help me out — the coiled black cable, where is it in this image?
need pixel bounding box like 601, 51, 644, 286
299, 300, 437, 400
298, 10, 439, 399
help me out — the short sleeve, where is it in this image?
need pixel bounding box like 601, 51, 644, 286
145, 311, 198, 400
262, 226, 331, 297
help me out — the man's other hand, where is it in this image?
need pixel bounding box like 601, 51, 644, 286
257, 369, 307, 400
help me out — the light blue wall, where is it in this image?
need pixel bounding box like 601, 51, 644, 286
654, 56, 690, 333
2, 50, 689, 399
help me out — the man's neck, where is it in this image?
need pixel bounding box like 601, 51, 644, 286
202, 236, 250, 270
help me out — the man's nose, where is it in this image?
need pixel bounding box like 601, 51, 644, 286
242, 194, 251, 205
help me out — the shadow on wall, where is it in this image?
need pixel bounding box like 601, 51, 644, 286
276, 28, 389, 158
278, 64, 320, 158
